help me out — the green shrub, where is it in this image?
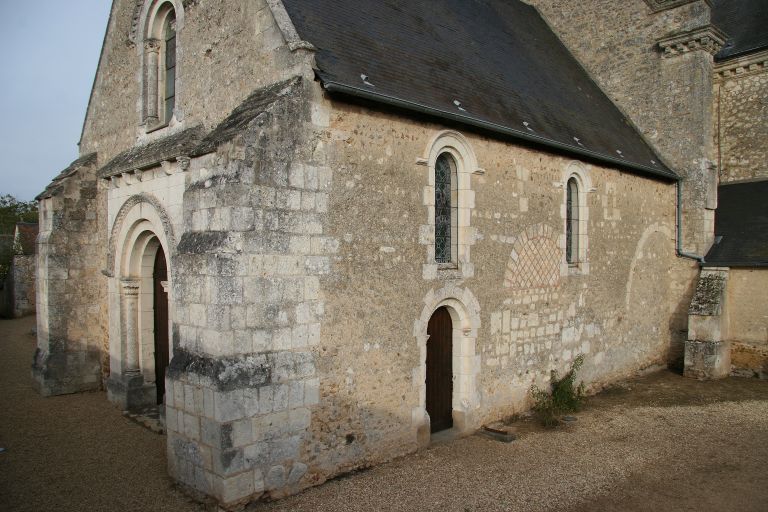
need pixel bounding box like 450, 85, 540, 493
530, 354, 585, 427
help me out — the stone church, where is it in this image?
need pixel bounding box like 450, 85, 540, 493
33, 0, 767, 507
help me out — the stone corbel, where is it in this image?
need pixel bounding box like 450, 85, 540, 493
714, 49, 768, 82
657, 25, 726, 58
177, 155, 191, 172
121, 171, 138, 186
160, 160, 174, 176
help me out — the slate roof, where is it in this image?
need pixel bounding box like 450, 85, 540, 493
713, 0, 768, 61
98, 126, 206, 179
98, 78, 302, 177
705, 180, 768, 267
281, 0, 676, 180
36, 152, 97, 200
191, 78, 301, 157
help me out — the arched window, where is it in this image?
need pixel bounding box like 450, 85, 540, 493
566, 177, 579, 264
142, 2, 178, 129
435, 153, 458, 263
162, 11, 176, 124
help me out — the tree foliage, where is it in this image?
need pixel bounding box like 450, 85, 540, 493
0, 195, 38, 234
0, 194, 38, 280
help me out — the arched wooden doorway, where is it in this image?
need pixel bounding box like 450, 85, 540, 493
426, 306, 453, 433
153, 245, 169, 404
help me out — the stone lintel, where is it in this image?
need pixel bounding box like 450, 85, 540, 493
657, 25, 726, 58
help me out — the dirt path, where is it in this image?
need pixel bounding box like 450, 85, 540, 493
1, 316, 767, 512
0, 317, 205, 512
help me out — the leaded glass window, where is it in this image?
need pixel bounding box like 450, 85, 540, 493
163, 11, 176, 123
566, 177, 579, 264
435, 153, 457, 263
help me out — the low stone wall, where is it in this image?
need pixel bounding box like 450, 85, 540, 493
11, 255, 36, 318
727, 268, 768, 379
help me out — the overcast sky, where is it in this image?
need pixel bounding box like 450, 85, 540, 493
0, 1, 112, 201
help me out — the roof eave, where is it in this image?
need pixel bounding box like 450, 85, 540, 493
321, 81, 678, 181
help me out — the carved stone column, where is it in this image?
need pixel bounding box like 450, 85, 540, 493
120, 279, 141, 376
144, 39, 161, 125
107, 278, 154, 410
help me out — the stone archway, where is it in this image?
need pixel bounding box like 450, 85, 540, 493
106, 198, 173, 411
413, 284, 481, 444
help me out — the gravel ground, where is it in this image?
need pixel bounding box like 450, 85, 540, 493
1, 316, 767, 512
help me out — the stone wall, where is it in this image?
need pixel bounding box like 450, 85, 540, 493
727, 268, 768, 378
528, 0, 718, 254
34, 157, 108, 396
80, 0, 308, 167
161, 76, 325, 507
313, 97, 698, 475
715, 57, 768, 183
11, 254, 36, 318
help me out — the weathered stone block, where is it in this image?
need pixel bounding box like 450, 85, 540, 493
684, 340, 731, 380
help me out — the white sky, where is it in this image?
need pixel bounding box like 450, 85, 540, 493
0, 1, 112, 201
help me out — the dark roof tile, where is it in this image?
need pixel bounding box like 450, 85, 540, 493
705, 180, 768, 267
713, 0, 768, 60
282, 0, 676, 179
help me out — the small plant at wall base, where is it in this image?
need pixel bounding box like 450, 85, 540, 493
530, 354, 586, 427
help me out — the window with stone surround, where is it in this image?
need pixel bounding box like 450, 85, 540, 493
141, 1, 179, 131
566, 177, 579, 264
419, 131, 478, 280
561, 162, 591, 275
434, 153, 458, 264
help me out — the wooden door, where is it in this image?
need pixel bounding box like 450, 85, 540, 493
153, 246, 169, 405
426, 307, 453, 433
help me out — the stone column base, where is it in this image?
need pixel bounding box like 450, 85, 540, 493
107, 373, 156, 411
684, 340, 731, 380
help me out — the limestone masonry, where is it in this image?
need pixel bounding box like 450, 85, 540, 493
34, 0, 767, 509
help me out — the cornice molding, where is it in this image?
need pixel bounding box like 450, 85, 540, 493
714, 49, 768, 82
644, 0, 712, 13
657, 25, 726, 58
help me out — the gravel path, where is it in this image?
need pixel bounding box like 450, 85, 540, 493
0, 316, 205, 512
1, 316, 767, 512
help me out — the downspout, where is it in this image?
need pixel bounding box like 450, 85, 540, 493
676, 179, 705, 263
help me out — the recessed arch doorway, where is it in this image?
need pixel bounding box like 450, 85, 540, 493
107, 196, 174, 411
426, 306, 453, 433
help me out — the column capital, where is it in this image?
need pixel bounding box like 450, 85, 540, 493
120, 279, 141, 296
144, 38, 161, 53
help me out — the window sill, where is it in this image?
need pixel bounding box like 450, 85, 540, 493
146, 120, 170, 134
437, 262, 459, 270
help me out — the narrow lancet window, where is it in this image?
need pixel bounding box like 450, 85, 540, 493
163, 11, 177, 123
566, 177, 579, 264
435, 153, 458, 263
